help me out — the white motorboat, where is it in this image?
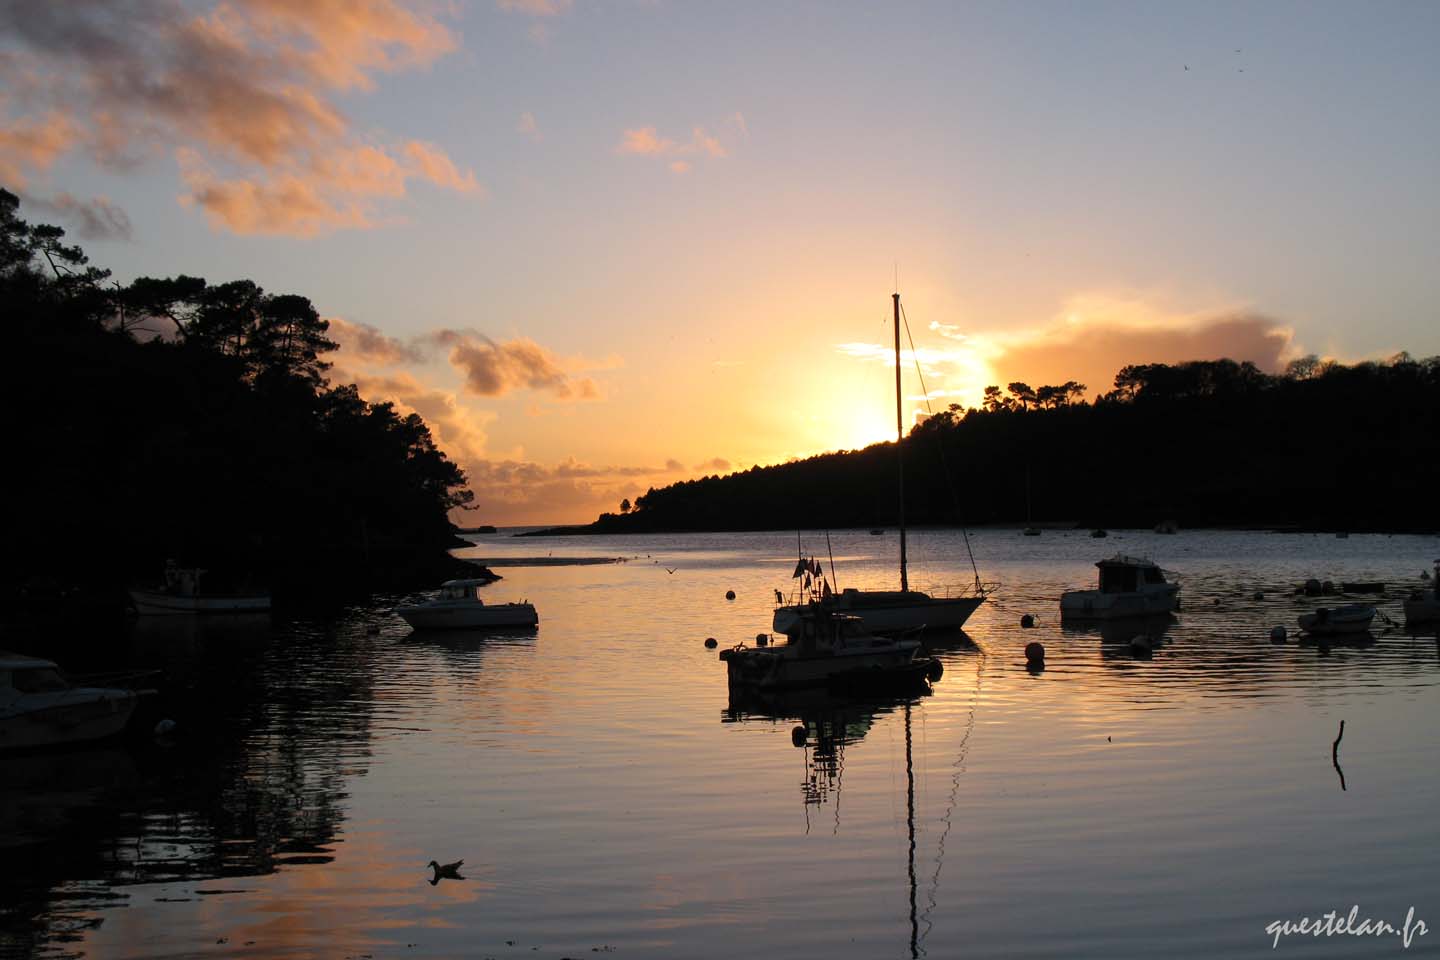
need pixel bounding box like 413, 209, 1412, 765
721, 614, 936, 690
1, 653, 144, 750
773, 292, 988, 637
1298, 604, 1376, 635
395, 578, 538, 630
1403, 561, 1440, 626
130, 561, 270, 615
1060, 554, 1181, 620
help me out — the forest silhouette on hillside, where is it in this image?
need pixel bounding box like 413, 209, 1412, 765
561, 351, 1439, 535
1, 189, 473, 609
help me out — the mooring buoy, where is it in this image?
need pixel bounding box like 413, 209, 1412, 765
704, 637, 718, 649
725, 590, 736, 600
1020, 614, 1035, 628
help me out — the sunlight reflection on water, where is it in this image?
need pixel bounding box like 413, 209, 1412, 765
4, 529, 1439, 959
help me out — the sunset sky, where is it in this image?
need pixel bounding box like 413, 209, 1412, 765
3, 0, 1438, 523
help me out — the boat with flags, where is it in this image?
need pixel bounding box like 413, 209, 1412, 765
772, 292, 989, 637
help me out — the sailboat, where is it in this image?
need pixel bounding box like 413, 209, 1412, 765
772, 293, 989, 637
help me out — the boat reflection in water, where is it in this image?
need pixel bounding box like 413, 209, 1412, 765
722, 678, 940, 960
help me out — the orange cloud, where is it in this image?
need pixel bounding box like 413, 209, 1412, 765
0, 110, 78, 186
839, 293, 1301, 412
437, 332, 601, 401
0, 1, 477, 236
328, 317, 424, 365
614, 116, 745, 169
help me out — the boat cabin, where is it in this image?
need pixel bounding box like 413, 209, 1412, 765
0, 653, 69, 701
1096, 556, 1171, 593
437, 579, 489, 603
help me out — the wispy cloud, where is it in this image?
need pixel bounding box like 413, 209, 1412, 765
20, 190, 133, 241
0, 0, 478, 236
614, 114, 746, 172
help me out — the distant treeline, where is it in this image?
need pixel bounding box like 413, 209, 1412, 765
564, 355, 1440, 535
1, 189, 473, 607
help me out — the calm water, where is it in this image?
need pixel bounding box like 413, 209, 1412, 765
4, 529, 1439, 959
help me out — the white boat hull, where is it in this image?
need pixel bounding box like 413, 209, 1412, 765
0, 690, 138, 750
1060, 585, 1180, 620
130, 589, 270, 616
773, 595, 983, 636
397, 603, 538, 630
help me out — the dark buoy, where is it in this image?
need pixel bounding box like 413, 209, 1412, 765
704, 637, 718, 649
1269, 625, 1286, 643
925, 658, 944, 682
1020, 614, 1035, 629
1130, 634, 1153, 657
1252, 591, 1265, 601
725, 589, 736, 601
1024, 641, 1045, 666
791, 725, 807, 748
756, 633, 769, 647
154, 718, 177, 737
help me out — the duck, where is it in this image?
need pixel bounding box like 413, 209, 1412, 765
427, 859, 465, 884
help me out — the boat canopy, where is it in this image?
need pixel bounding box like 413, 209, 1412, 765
441, 578, 493, 589
0, 652, 59, 670
1095, 555, 1169, 593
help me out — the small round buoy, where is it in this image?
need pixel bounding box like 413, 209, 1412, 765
1020, 614, 1035, 628
704, 637, 718, 648
1252, 591, 1265, 601
1130, 634, 1153, 654
756, 634, 769, 647
1213, 597, 1221, 606
725, 589, 736, 601
154, 718, 177, 737
925, 659, 944, 682
1304, 578, 1322, 596
1270, 625, 1286, 643
1024, 641, 1045, 665
1321, 580, 1336, 595
791, 725, 807, 748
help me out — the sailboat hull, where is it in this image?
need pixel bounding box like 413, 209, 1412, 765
774, 594, 984, 636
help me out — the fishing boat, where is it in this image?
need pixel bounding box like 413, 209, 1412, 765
721, 613, 938, 690
1403, 561, 1439, 625
1060, 554, 1181, 620
395, 578, 538, 630
0, 653, 146, 750
772, 293, 988, 636
129, 561, 270, 615
1298, 604, 1376, 635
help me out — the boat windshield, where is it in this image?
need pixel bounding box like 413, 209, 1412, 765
11, 667, 69, 693
1099, 566, 1140, 593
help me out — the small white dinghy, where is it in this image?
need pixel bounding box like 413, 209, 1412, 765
396, 579, 538, 630
1298, 604, 1376, 636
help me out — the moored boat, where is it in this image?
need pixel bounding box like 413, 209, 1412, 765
1298, 604, 1376, 635
722, 614, 937, 690
130, 561, 270, 615
772, 292, 989, 637
1, 653, 145, 750
1060, 554, 1181, 620
395, 578, 538, 630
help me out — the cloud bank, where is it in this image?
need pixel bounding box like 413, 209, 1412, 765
0, 0, 478, 235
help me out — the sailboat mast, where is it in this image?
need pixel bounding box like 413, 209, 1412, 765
894, 292, 908, 593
